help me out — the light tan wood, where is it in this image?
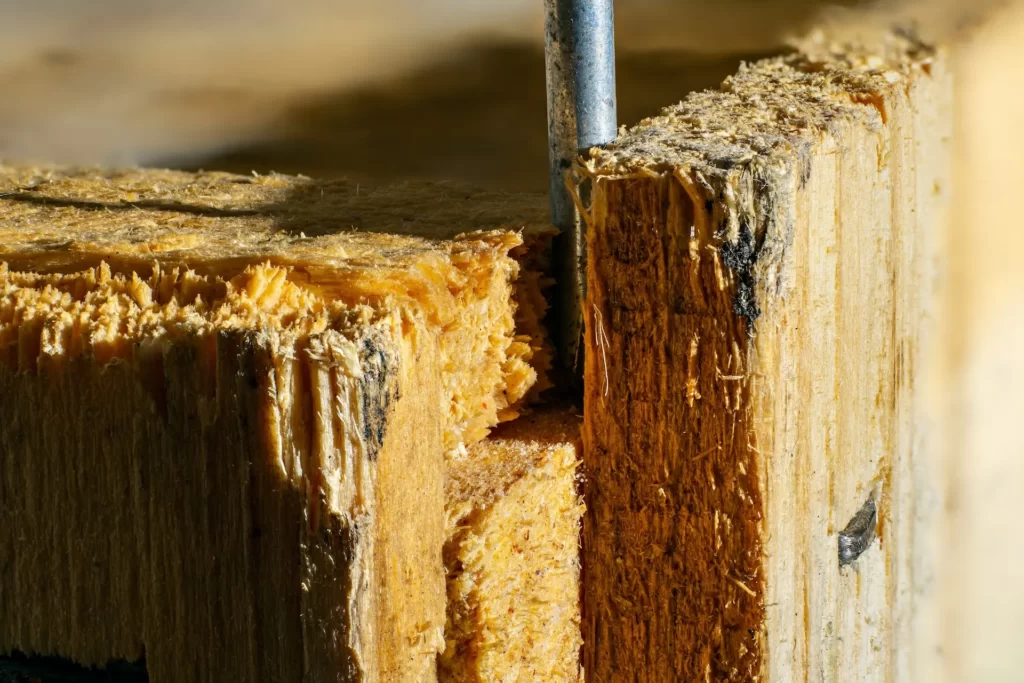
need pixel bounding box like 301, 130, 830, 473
440, 407, 584, 683
580, 32, 951, 681
0, 168, 554, 682
0, 299, 444, 682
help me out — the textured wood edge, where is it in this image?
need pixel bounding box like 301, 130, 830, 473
0, 315, 446, 683
581, 30, 950, 682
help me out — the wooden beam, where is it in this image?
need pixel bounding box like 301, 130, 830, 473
0, 168, 553, 682
580, 31, 951, 681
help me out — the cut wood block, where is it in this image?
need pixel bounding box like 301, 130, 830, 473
440, 408, 584, 683
0, 167, 554, 683
580, 32, 951, 681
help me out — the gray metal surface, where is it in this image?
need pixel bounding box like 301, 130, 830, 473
544, 0, 617, 381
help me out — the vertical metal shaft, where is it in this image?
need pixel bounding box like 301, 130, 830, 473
544, 0, 617, 381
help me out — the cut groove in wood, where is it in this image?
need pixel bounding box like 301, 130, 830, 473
580, 31, 950, 682
440, 407, 584, 683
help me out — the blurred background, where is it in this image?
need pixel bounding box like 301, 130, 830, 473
0, 0, 997, 186
0, 0, 1020, 680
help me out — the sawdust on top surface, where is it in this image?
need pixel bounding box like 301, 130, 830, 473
0, 165, 556, 452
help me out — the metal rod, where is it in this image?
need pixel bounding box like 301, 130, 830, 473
569, 0, 618, 151
544, 0, 617, 381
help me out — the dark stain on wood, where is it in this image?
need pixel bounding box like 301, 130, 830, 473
838, 496, 878, 567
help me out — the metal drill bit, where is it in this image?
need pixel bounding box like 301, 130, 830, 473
544, 0, 617, 383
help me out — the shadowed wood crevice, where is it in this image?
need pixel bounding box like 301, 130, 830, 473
0, 652, 148, 683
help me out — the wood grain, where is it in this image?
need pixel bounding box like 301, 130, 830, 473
581, 32, 951, 682
0, 168, 555, 682
0, 321, 445, 682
